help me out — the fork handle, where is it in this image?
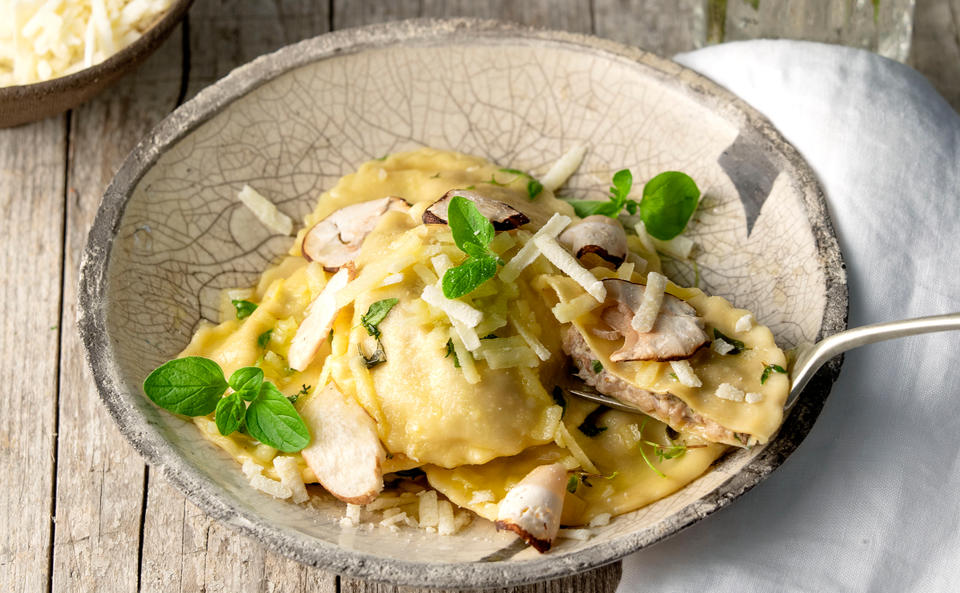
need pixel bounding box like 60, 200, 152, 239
787, 312, 960, 408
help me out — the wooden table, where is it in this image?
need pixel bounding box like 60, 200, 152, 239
2, 1, 957, 591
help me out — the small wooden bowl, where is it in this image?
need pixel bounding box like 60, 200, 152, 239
0, 0, 193, 128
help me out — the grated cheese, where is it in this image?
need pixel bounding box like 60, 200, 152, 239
715, 383, 746, 402
437, 500, 456, 536
539, 144, 587, 193
735, 313, 754, 333
500, 213, 571, 282
237, 185, 294, 236
588, 513, 612, 528
241, 460, 292, 500
509, 313, 551, 361
468, 490, 496, 505
417, 490, 439, 528
2, 0, 175, 87
631, 271, 666, 332
420, 284, 483, 328
557, 528, 593, 541
616, 260, 636, 280
669, 360, 702, 388
713, 339, 736, 355
551, 292, 602, 323
380, 272, 404, 286
651, 233, 695, 260
745, 392, 764, 404
273, 456, 309, 503
449, 330, 480, 384
533, 235, 606, 302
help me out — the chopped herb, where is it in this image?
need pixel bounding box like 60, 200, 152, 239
288, 384, 311, 404
464, 185, 475, 190
578, 405, 609, 437
566, 169, 638, 219
359, 341, 387, 368
430, 172, 441, 179
360, 298, 399, 338
669, 372, 678, 381
591, 359, 603, 374
573, 469, 618, 489
328, 329, 334, 343
761, 363, 787, 384
713, 328, 746, 354
442, 196, 502, 298
444, 338, 461, 368
486, 174, 505, 186
566, 475, 579, 494
256, 329, 273, 349
551, 386, 567, 417
480, 333, 498, 340
498, 167, 543, 200
637, 418, 706, 478
232, 299, 258, 320
375, 154, 388, 161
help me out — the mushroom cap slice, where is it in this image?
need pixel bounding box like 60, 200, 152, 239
558, 215, 627, 266
302, 196, 409, 271
422, 189, 530, 230
495, 463, 566, 553
287, 266, 354, 372
600, 278, 709, 362
299, 383, 386, 505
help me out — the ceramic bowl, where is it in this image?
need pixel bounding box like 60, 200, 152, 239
78, 19, 847, 588
0, 0, 193, 128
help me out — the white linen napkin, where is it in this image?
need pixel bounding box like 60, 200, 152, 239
619, 40, 960, 593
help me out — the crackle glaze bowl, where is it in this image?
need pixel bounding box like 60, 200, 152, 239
78, 19, 847, 588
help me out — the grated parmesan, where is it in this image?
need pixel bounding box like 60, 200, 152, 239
539, 144, 587, 193
588, 513, 612, 528
745, 392, 764, 404
713, 339, 736, 355
533, 235, 606, 302
735, 313, 754, 333
380, 272, 404, 286
500, 213, 571, 282
2, 0, 175, 87
715, 383, 746, 402
417, 490, 439, 528
468, 490, 496, 505
557, 528, 593, 541
237, 185, 294, 236
669, 360, 702, 388
631, 271, 666, 332
241, 460, 292, 500
273, 456, 309, 503
420, 284, 483, 328
651, 234, 695, 260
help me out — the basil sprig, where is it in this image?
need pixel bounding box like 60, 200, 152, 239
639, 171, 700, 240
143, 357, 310, 452
441, 196, 503, 299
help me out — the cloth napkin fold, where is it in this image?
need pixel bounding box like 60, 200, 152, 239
618, 40, 960, 593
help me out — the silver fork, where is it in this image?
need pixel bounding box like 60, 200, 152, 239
565, 312, 960, 413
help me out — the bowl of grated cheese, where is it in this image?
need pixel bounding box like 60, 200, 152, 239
0, 0, 192, 128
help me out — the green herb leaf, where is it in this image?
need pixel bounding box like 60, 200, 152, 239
442, 255, 498, 299
360, 298, 399, 339
143, 356, 228, 416
591, 359, 603, 374
232, 299, 258, 320
215, 392, 245, 436
448, 195, 495, 254
566, 475, 579, 494
639, 171, 700, 240
761, 363, 787, 384
565, 169, 637, 219
637, 419, 667, 478
256, 329, 273, 349
551, 386, 567, 418
245, 383, 310, 452
445, 338, 461, 368
498, 168, 543, 200
228, 367, 264, 401
713, 328, 746, 354
577, 406, 609, 437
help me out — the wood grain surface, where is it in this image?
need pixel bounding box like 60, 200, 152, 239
0, 0, 956, 592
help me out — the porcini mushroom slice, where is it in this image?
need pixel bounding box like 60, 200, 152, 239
302, 196, 409, 271
422, 189, 530, 230
600, 278, 709, 362
495, 463, 566, 553
558, 215, 628, 266
287, 267, 354, 372
299, 383, 385, 505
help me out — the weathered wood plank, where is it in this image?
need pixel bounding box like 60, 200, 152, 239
138, 2, 338, 591
333, 0, 420, 29
0, 116, 66, 593
46, 23, 187, 593
593, 0, 704, 55
419, 0, 592, 32
910, 0, 960, 111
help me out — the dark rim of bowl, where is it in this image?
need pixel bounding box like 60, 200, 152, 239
0, 0, 193, 98
77, 18, 848, 589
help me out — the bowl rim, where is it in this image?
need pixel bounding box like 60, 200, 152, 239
77, 18, 848, 588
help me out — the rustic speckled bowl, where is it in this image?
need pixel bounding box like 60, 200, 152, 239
78, 19, 847, 589
0, 0, 193, 128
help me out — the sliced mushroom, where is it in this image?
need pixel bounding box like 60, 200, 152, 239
558, 215, 627, 266
302, 196, 409, 271
495, 463, 566, 553
422, 189, 530, 230
287, 266, 354, 372
599, 278, 709, 362
299, 383, 385, 505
